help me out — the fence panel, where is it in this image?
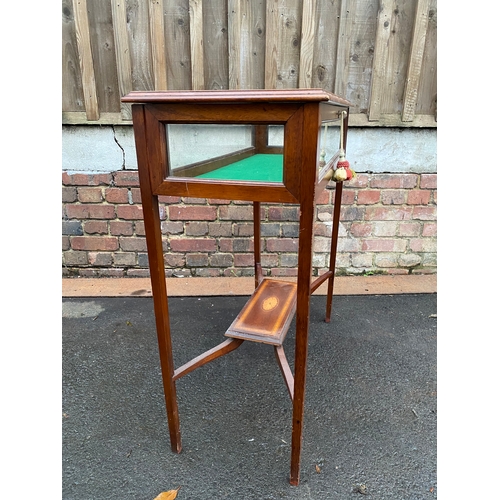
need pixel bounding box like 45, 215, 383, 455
62, 0, 437, 127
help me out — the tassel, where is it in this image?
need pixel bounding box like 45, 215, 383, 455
333, 111, 355, 182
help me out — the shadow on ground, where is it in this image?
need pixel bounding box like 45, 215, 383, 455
62, 293, 437, 500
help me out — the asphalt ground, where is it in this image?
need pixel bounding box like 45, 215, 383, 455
62, 292, 437, 499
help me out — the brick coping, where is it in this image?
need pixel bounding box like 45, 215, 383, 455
63, 274, 436, 298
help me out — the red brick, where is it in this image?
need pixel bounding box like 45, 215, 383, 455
232, 223, 254, 236
420, 174, 437, 189
116, 205, 144, 220
219, 205, 254, 221
88, 252, 113, 266
131, 188, 142, 203
261, 254, 279, 267
182, 197, 207, 204
364, 207, 412, 221
169, 206, 217, 221
350, 222, 372, 237
161, 221, 184, 235
370, 174, 418, 189
110, 221, 134, 236
409, 238, 437, 252
78, 187, 103, 203
270, 268, 298, 277
314, 221, 332, 237
341, 190, 356, 204
186, 253, 209, 267
169, 238, 217, 252
422, 223, 437, 236
164, 253, 185, 267
341, 206, 365, 221
398, 222, 421, 237
234, 253, 255, 267
83, 221, 108, 234
208, 223, 232, 237
158, 195, 182, 204
266, 238, 298, 252
119, 237, 148, 252
62, 187, 77, 203
412, 207, 436, 220
268, 206, 299, 221
407, 190, 431, 205
62, 236, 70, 250
105, 188, 129, 204
114, 171, 140, 186
185, 222, 209, 236
65, 205, 116, 219
134, 221, 146, 235
361, 239, 407, 252
316, 190, 330, 205
343, 174, 369, 188
63, 251, 88, 265
71, 236, 119, 251
207, 198, 231, 205
63, 173, 112, 186
357, 190, 380, 205
381, 190, 406, 205
209, 253, 233, 267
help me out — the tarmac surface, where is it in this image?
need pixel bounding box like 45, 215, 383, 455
62, 277, 437, 499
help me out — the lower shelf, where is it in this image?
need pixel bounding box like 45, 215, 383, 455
225, 278, 297, 346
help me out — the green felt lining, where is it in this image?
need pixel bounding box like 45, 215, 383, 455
196, 154, 283, 183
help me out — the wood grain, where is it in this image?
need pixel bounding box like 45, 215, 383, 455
189, 0, 204, 90
72, 0, 99, 120
111, 0, 133, 119
149, 0, 168, 90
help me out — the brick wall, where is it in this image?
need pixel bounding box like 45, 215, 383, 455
62, 171, 437, 278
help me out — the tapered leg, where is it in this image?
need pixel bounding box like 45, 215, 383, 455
325, 181, 343, 323
132, 105, 182, 453
253, 201, 262, 287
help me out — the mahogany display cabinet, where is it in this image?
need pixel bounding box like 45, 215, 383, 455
122, 89, 352, 485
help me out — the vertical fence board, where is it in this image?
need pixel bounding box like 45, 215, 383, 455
369, 0, 395, 121
149, 0, 168, 89
228, 0, 242, 89
111, 0, 133, 119
415, 0, 436, 118
402, 0, 430, 121
72, 0, 99, 120
203, 0, 229, 90
164, 0, 191, 90
311, 0, 340, 92
345, 0, 377, 113
62, 0, 85, 112
87, 0, 120, 113
189, 0, 204, 89
299, 0, 316, 89
334, 0, 355, 97
265, 0, 279, 89
275, 0, 302, 89
383, 0, 416, 115
229, 0, 265, 89
126, 0, 155, 91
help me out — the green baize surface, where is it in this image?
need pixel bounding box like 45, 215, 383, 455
196, 154, 283, 183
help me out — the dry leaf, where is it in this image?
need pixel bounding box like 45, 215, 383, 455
315, 464, 321, 473
153, 487, 181, 500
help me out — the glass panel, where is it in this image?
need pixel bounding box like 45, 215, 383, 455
318, 120, 342, 169
166, 124, 284, 183
268, 125, 284, 147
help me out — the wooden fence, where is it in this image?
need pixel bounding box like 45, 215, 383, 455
62, 0, 437, 127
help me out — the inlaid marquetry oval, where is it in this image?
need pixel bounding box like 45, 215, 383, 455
262, 296, 279, 311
